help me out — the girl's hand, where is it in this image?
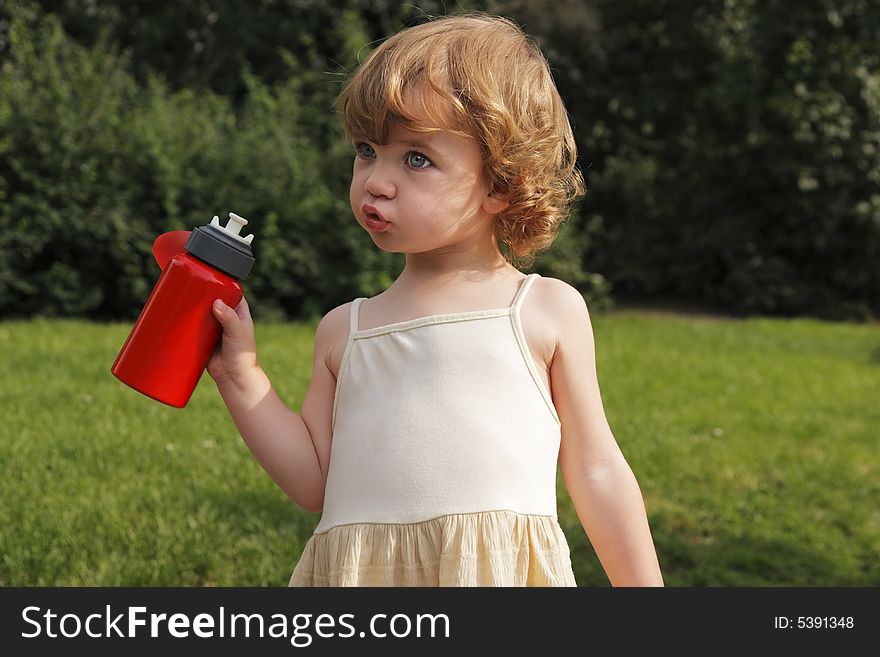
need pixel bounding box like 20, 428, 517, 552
207, 297, 259, 384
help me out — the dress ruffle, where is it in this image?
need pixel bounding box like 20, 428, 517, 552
289, 510, 577, 587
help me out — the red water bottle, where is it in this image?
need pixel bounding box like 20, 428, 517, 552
111, 212, 256, 408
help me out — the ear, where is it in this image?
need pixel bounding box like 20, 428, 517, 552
482, 189, 510, 215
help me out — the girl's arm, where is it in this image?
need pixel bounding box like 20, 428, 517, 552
210, 299, 345, 513
543, 279, 664, 587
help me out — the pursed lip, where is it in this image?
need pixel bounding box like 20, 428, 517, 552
362, 203, 389, 223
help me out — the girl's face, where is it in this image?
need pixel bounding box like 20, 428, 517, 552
349, 121, 506, 255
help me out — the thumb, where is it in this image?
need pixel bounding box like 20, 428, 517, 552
213, 299, 242, 336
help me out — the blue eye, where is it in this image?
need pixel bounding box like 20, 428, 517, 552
356, 143, 376, 158
406, 152, 431, 169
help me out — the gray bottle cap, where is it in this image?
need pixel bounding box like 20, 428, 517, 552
185, 212, 255, 280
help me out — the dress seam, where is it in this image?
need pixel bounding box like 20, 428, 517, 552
352, 308, 511, 339
349, 273, 538, 338
312, 509, 560, 535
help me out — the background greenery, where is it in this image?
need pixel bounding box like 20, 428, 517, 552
1, 315, 877, 586
1, 1, 877, 588
1, 0, 878, 321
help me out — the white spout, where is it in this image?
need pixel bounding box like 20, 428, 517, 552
211, 212, 254, 245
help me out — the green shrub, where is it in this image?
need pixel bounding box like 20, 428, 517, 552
0, 8, 153, 317
529, 0, 880, 319
0, 4, 607, 320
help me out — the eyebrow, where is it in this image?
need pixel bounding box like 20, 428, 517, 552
353, 134, 442, 154
399, 138, 437, 151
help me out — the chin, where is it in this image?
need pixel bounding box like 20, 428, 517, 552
366, 236, 401, 253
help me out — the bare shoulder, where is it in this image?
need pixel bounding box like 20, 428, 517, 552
533, 276, 589, 311
314, 301, 355, 377
529, 276, 592, 334
519, 275, 590, 373
530, 277, 593, 362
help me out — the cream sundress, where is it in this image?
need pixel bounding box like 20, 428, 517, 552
289, 273, 576, 586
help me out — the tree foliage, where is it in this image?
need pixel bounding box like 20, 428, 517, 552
497, 0, 880, 318
1, 0, 877, 320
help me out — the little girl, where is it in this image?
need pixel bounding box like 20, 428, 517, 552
208, 14, 664, 587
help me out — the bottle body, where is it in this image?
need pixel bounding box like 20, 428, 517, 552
111, 253, 243, 408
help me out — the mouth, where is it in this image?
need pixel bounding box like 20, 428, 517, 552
362, 204, 390, 232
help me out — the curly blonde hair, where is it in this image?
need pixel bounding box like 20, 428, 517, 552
337, 13, 585, 267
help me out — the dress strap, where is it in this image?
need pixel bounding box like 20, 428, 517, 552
333, 297, 366, 433
508, 273, 559, 424
350, 298, 366, 333
510, 273, 541, 313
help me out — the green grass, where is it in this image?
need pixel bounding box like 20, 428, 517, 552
1, 313, 878, 586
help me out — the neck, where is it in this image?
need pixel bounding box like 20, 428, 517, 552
397, 234, 514, 288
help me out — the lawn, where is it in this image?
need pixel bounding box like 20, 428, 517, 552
1, 313, 877, 586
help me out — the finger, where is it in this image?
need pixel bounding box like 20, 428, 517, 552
235, 296, 252, 322
234, 298, 255, 334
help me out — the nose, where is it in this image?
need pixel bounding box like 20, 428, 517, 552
363, 160, 396, 199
